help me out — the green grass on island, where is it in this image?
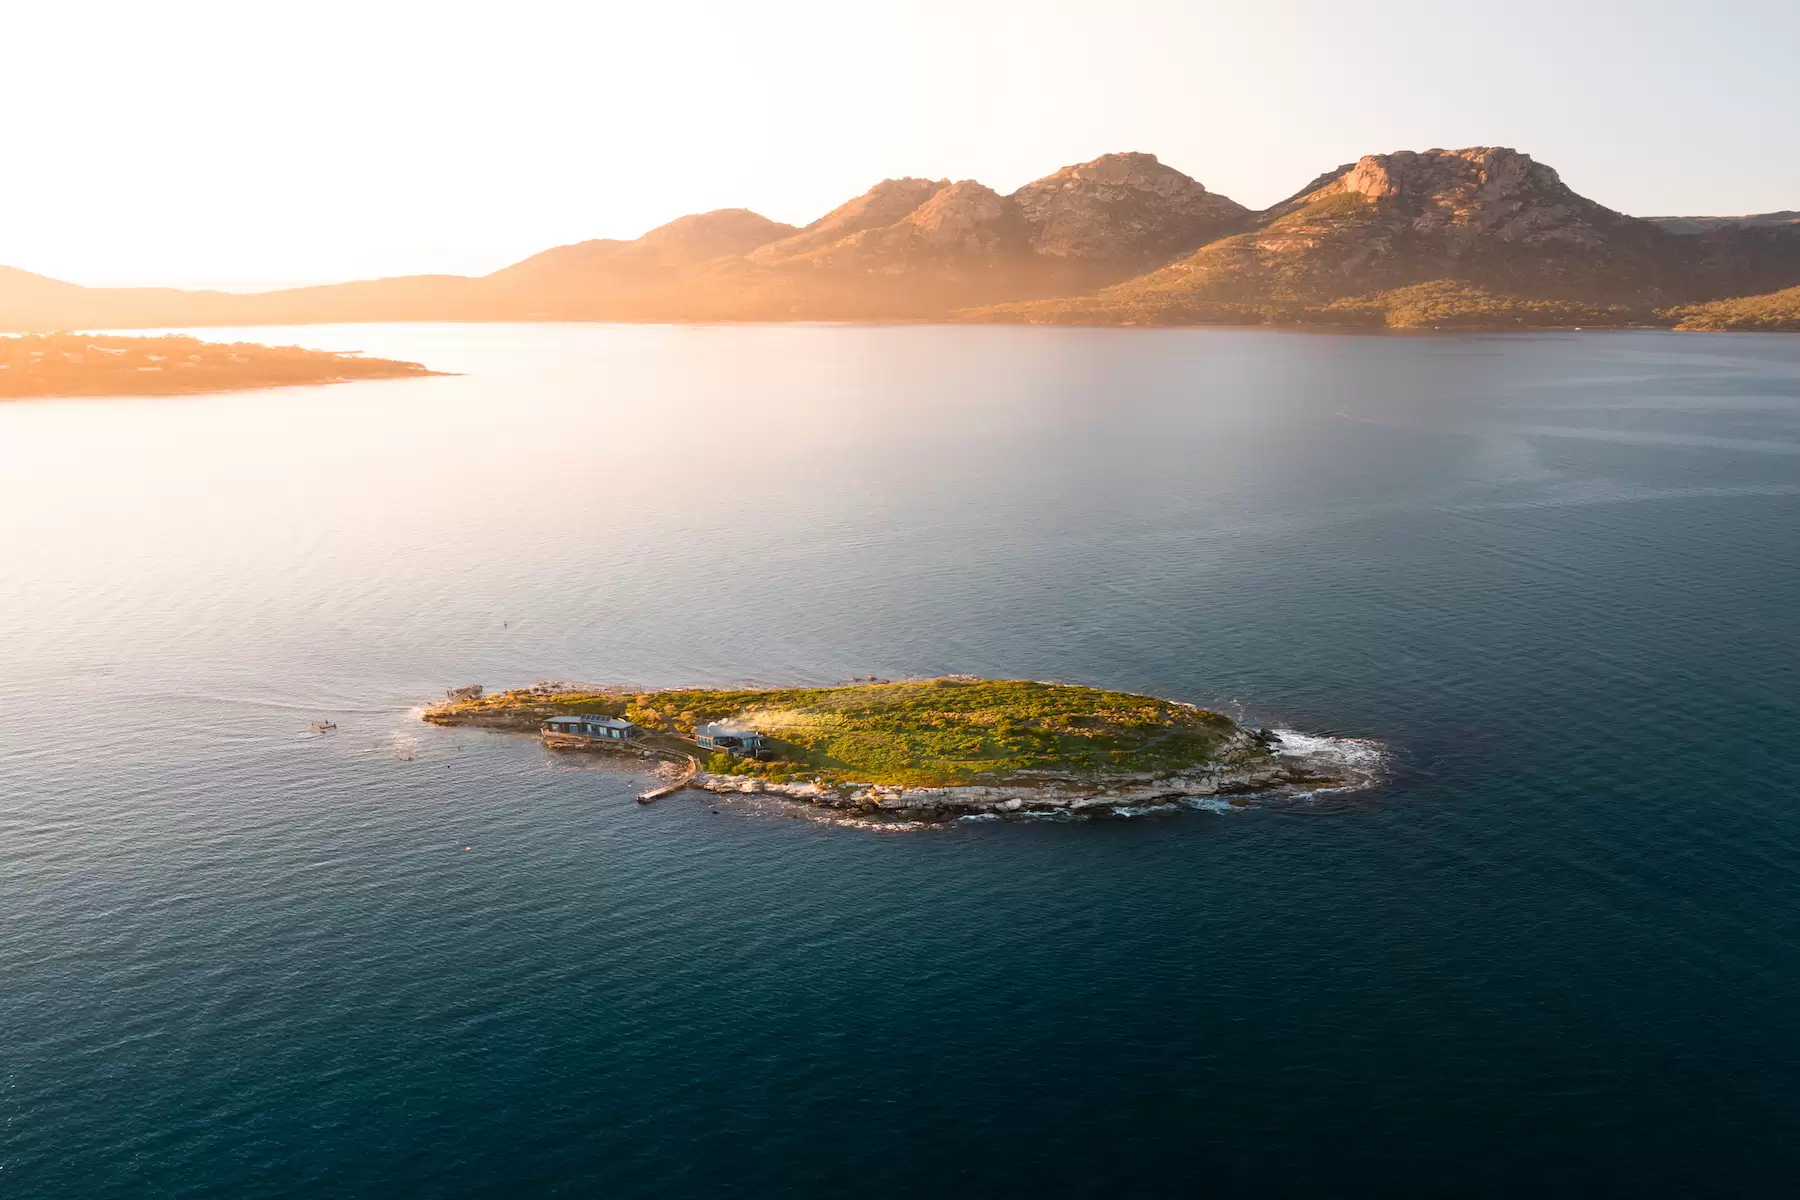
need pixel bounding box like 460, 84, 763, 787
426, 677, 1254, 788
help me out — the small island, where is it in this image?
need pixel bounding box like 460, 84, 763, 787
423, 677, 1377, 824
0, 333, 442, 399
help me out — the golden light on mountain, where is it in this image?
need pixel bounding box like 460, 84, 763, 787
5, 148, 1800, 333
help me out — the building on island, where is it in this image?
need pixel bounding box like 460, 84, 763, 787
694, 722, 768, 757
541, 715, 639, 741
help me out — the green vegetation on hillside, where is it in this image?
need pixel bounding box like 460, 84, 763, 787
966, 281, 1657, 330
1666, 285, 1800, 332
0, 333, 440, 399
428, 678, 1251, 787
1328, 283, 1655, 329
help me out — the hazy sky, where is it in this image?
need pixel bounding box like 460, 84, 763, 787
7, 0, 1797, 288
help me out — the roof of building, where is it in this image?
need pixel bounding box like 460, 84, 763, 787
696, 722, 764, 739
545, 715, 636, 729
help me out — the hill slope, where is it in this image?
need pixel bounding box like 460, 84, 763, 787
1012, 151, 1250, 263
970, 147, 1716, 326
1667, 283, 1800, 332
1649, 210, 1800, 235
5, 146, 1798, 332
479, 209, 797, 319
0, 152, 1252, 327
502, 153, 1255, 321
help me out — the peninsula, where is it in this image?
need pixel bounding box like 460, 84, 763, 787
422, 677, 1377, 823
0, 333, 441, 399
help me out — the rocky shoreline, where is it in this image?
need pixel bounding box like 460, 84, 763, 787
422, 681, 1384, 825
686, 727, 1378, 824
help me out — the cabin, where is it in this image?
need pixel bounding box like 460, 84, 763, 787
541, 715, 639, 741
694, 722, 768, 757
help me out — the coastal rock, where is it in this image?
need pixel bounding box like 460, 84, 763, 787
690, 751, 1360, 823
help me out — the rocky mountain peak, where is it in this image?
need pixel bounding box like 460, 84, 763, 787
1011, 151, 1250, 261
634, 209, 797, 261
1036, 151, 1202, 195
900, 181, 1021, 252
835, 177, 951, 221
771, 179, 1029, 269
751, 178, 949, 263
1321, 146, 1630, 250
1341, 147, 1547, 203
11, 142, 1800, 330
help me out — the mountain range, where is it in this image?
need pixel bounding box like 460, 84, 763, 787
6, 147, 1800, 333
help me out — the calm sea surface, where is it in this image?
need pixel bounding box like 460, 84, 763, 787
4, 324, 1800, 1196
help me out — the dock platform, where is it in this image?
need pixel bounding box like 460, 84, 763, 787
638, 755, 699, 804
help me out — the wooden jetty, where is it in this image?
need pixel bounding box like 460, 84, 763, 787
638, 754, 699, 804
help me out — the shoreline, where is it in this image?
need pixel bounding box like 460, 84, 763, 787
0, 372, 455, 402
422, 680, 1385, 825
0, 332, 447, 400
18, 315, 1795, 337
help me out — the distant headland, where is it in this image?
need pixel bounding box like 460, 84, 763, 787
423, 677, 1381, 826
0, 334, 443, 400
5, 147, 1799, 334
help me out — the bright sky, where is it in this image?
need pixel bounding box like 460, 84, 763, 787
6, 0, 1797, 289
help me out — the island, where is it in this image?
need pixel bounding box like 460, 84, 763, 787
0, 333, 443, 399
422, 677, 1377, 824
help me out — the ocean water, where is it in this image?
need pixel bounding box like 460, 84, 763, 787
3, 324, 1799, 1196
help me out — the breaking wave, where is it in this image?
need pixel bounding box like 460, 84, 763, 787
1267, 728, 1386, 780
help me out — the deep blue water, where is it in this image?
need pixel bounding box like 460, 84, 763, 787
4, 325, 1800, 1196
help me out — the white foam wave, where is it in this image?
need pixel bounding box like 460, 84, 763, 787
1267, 728, 1385, 773
1104, 795, 1252, 818
1109, 802, 1182, 818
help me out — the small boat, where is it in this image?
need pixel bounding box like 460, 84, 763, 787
311, 721, 337, 733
